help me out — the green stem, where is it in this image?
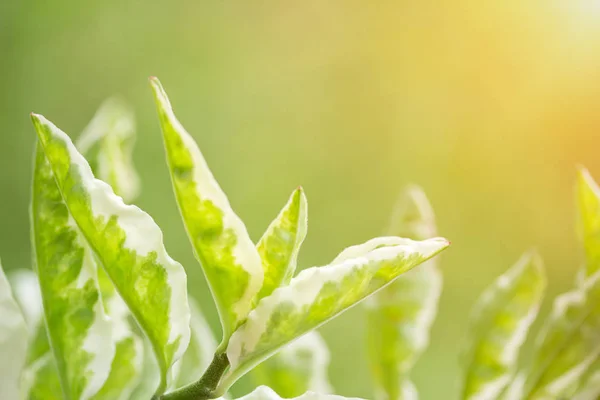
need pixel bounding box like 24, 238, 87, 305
159, 353, 230, 400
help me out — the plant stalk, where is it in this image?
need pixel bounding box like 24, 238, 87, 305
158, 352, 230, 400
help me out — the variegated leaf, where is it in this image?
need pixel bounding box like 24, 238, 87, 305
129, 339, 160, 400
221, 237, 450, 394
7, 269, 43, 329
31, 114, 191, 395
174, 298, 217, 388
21, 354, 63, 400
252, 331, 332, 397
76, 98, 140, 203
461, 252, 545, 400
150, 77, 263, 345
31, 145, 116, 399
233, 386, 364, 400
366, 186, 442, 400
256, 187, 308, 303
0, 260, 28, 400
523, 271, 600, 399
573, 360, 600, 400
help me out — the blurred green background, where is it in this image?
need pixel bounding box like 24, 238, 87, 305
2, 1, 600, 398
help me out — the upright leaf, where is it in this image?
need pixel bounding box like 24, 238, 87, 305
234, 386, 364, 400
461, 252, 546, 400
252, 331, 332, 397
221, 237, 450, 394
0, 260, 28, 400
7, 269, 43, 329
150, 77, 263, 345
523, 271, 600, 399
31, 114, 191, 395
76, 98, 140, 203
31, 145, 116, 399
366, 186, 442, 400
256, 187, 308, 302
21, 354, 63, 400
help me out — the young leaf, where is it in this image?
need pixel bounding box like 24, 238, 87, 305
31, 145, 117, 399
221, 237, 450, 394
523, 271, 600, 399
234, 386, 364, 400
366, 186, 442, 400
150, 77, 263, 345
461, 252, 546, 400
76, 98, 140, 203
252, 331, 332, 397
174, 298, 218, 388
31, 114, 191, 395
0, 260, 28, 400
255, 187, 308, 303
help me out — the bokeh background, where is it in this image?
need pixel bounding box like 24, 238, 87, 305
2, 1, 600, 398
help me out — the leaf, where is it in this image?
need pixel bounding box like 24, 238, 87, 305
31, 113, 191, 395
221, 237, 450, 394
21, 354, 63, 400
76, 97, 140, 203
233, 386, 364, 400
31, 144, 118, 399
252, 331, 332, 397
150, 77, 263, 345
461, 252, 546, 400
7, 269, 43, 329
523, 271, 600, 399
256, 187, 308, 303
577, 168, 600, 277
129, 339, 160, 400
573, 360, 600, 400
0, 259, 28, 400
174, 298, 218, 388
366, 186, 442, 400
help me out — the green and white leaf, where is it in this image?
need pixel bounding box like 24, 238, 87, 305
233, 386, 364, 400
221, 237, 450, 394
31, 145, 117, 399
31, 114, 191, 395
252, 331, 332, 397
7, 269, 43, 329
500, 373, 526, 400
21, 353, 63, 400
76, 97, 140, 203
150, 77, 263, 345
572, 360, 600, 400
174, 298, 217, 388
0, 260, 28, 400
366, 186, 442, 400
578, 168, 600, 278
129, 340, 160, 400
523, 271, 600, 399
461, 252, 546, 400
256, 187, 308, 303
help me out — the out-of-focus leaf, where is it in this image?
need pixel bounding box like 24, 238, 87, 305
129, 340, 160, 400
174, 298, 217, 388
0, 260, 28, 399
523, 271, 600, 399
461, 252, 546, 400
255, 187, 308, 303
7, 269, 43, 329
221, 237, 450, 395
252, 331, 332, 397
366, 186, 442, 400
76, 98, 140, 203
31, 114, 191, 395
572, 360, 600, 400
31, 145, 117, 399
233, 386, 364, 400
150, 77, 263, 346
500, 373, 526, 400
21, 354, 63, 400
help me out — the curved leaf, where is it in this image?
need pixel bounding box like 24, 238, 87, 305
234, 386, 363, 400
221, 237, 450, 394
0, 260, 28, 400
7, 269, 43, 329
256, 187, 308, 303
129, 340, 160, 400
76, 97, 140, 203
31, 113, 191, 395
461, 252, 546, 400
31, 145, 116, 399
366, 186, 442, 400
150, 77, 263, 345
523, 271, 600, 399
252, 331, 332, 397
21, 354, 63, 400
